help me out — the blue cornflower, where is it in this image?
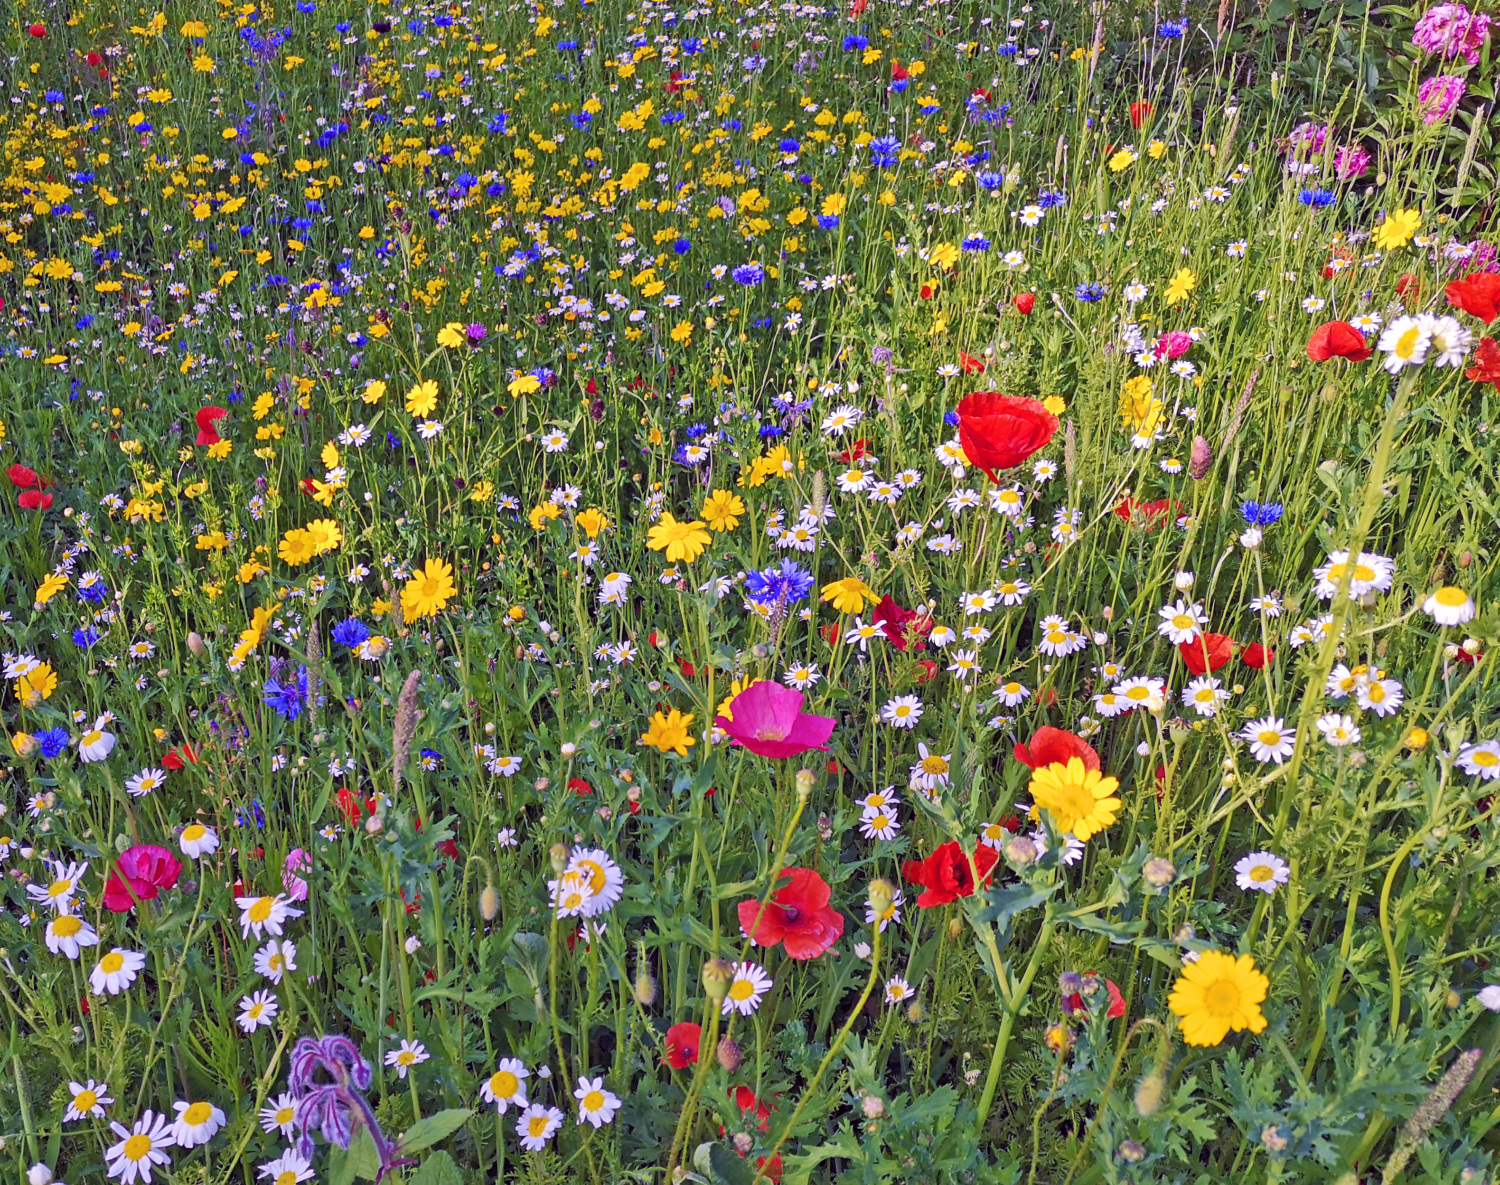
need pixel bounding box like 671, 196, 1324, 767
944, 410, 961, 427
73, 627, 102, 649
1298, 188, 1336, 208
731, 263, 765, 286
778, 138, 801, 155
868, 135, 900, 167
961, 234, 991, 252
263, 668, 308, 721
1075, 281, 1107, 302
1240, 501, 1284, 526
37, 728, 70, 760
816, 214, 839, 230
745, 561, 815, 606
419, 747, 443, 770
683, 37, 703, 53
843, 34, 869, 51
331, 618, 370, 649
976, 170, 1005, 191
1037, 188, 1068, 209
78, 574, 110, 604
757, 424, 785, 439
1158, 19, 1188, 37
673, 237, 692, 255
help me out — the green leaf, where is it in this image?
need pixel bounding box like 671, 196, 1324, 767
692, 1141, 755, 1185
408, 1151, 465, 1185
400, 1108, 473, 1154
326, 1144, 355, 1185
973, 882, 1056, 930
347, 1124, 382, 1181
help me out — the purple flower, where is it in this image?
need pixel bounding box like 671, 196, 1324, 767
1333, 144, 1372, 180
1412, 3, 1490, 65
1418, 74, 1466, 123
290, 1035, 410, 1181
465, 322, 487, 343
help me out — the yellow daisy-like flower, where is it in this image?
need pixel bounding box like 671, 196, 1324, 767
277, 528, 317, 567
700, 490, 745, 533
34, 572, 68, 607
15, 662, 58, 707
401, 558, 458, 621
820, 576, 876, 616
508, 373, 542, 397
1028, 758, 1121, 841
639, 708, 696, 756
576, 507, 610, 539
1167, 950, 1269, 1047
1164, 267, 1196, 304
646, 513, 712, 563
436, 322, 467, 348
1373, 208, 1420, 251
405, 379, 439, 418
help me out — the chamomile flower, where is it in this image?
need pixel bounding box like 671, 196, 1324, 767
105, 1110, 176, 1184
45, 912, 99, 959
90, 947, 146, 995
171, 1099, 226, 1148
1316, 713, 1361, 747
573, 1078, 621, 1128
259, 1093, 298, 1136
1233, 852, 1289, 893
236, 990, 279, 1032
1456, 741, 1500, 781
1240, 717, 1296, 764
516, 1104, 564, 1151
254, 939, 297, 985
859, 807, 901, 840
880, 695, 923, 729
236, 894, 304, 940
884, 975, 916, 1005
385, 1039, 430, 1078
722, 961, 773, 1016
65, 1079, 113, 1123
480, 1058, 530, 1114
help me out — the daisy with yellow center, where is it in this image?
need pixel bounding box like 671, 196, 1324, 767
401, 557, 458, 620
646, 512, 713, 563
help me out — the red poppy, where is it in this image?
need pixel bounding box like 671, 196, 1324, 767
162, 743, 200, 770
1113, 497, 1180, 529
731, 1086, 772, 1131
664, 1021, 702, 1069
1446, 271, 1500, 325
971, 88, 992, 102
665, 70, 685, 93
1240, 642, 1275, 669
1013, 292, 1035, 315
819, 621, 842, 646
836, 438, 871, 464
1129, 100, 1153, 128
568, 777, 592, 796
195, 405, 228, 446
103, 844, 183, 912
87, 51, 104, 66
851, 0, 868, 14
914, 658, 939, 682
959, 351, 986, 375
7, 464, 39, 488
1465, 337, 1500, 387
678, 658, 696, 677
919, 280, 939, 300
1013, 726, 1100, 772
18, 490, 52, 510
870, 595, 930, 653
28, 22, 46, 36
902, 841, 999, 908
736, 867, 843, 959
1179, 632, 1234, 675
1306, 321, 1372, 362
890, 59, 907, 81
954, 391, 1058, 483
1396, 273, 1423, 306
585, 377, 599, 395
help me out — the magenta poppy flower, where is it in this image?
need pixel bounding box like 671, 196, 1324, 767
715, 681, 835, 759
103, 844, 183, 912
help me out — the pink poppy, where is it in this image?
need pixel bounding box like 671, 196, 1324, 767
715, 681, 835, 759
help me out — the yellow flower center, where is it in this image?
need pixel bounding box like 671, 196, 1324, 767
528, 1116, 550, 1137
277, 1172, 298, 1185
1395, 326, 1421, 358
397, 1051, 415, 1065
920, 755, 948, 775
1257, 730, 1281, 746
181, 1102, 212, 1126
583, 1090, 605, 1111
1172, 614, 1194, 629
123, 1134, 153, 1161
1474, 751, 1499, 768
1202, 978, 1243, 1017
490, 1070, 519, 1098
81, 730, 102, 746
575, 860, 607, 894
1248, 865, 1274, 882
182, 824, 206, 842
1434, 587, 1468, 606
53, 914, 82, 937
248, 897, 274, 923
48, 879, 73, 897
74, 1089, 98, 1111
1126, 686, 1151, 701
100, 952, 125, 974
275, 1107, 295, 1125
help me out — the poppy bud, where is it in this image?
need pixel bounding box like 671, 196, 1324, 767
1004, 835, 1037, 866
947, 917, 963, 940
717, 1036, 742, 1072
732, 1132, 754, 1156
794, 768, 815, 801
1189, 435, 1212, 479
548, 843, 569, 874
479, 885, 500, 921
867, 878, 895, 916
1013, 292, 1035, 315
1134, 1070, 1165, 1116
187, 631, 207, 658
634, 969, 657, 1006
1143, 856, 1176, 887
907, 1000, 925, 1023
701, 958, 734, 1002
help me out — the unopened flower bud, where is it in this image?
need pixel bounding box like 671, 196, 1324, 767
1404, 726, 1429, 750
1446, 989, 1463, 1009
906, 999, 925, 1023
549, 843, 570, 874
1004, 835, 1037, 866
1260, 1125, 1289, 1153
717, 1036, 742, 1072
364, 814, 384, 835
867, 878, 895, 916
947, 916, 964, 941
861, 1094, 885, 1119
1174, 923, 1196, 945
1058, 971, 1084, 995
702, 958, 734, 1002
560, 742, 577, 758
732, 1132, 754, 1156
1134, 1070, 1165, 1116
1143, 856, 1176, 887
1189, 435, 1212, 479
634, 970, 657, 1007
187, 631, 207, 657
479, 885, 500, 921
1463, 637, 1482, 655
794, 768, 815, 801
1119, 1139, 1147, 1163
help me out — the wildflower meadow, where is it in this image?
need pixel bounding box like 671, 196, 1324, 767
1, 0, 1499, 1181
